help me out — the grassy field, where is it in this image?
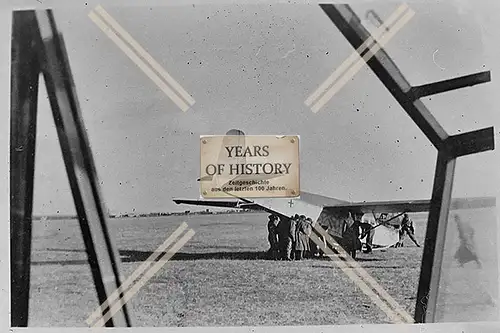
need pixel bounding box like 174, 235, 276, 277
27, 211, 498, 327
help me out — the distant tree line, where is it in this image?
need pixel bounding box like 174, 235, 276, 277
33, 208, 260, 220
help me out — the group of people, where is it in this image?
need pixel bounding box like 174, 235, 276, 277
267, 211, 421, 261
267, 214, 325, 260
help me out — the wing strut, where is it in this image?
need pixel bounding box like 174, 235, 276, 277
370, 212, 406, 230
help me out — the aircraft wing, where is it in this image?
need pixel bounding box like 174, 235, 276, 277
173, 194, 495, 219
325, 196, 496, 214
172, 199, 262, 211
172, 198, 321, 221
173, 191, 339, 221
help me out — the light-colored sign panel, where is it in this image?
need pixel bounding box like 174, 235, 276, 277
200, 135, 300, 198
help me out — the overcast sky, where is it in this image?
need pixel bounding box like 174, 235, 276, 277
2, 1, 500, 215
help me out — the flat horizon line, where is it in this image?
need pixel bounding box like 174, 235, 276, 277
31, 209, 258, 220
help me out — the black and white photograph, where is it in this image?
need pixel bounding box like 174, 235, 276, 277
5, 0, 500, 329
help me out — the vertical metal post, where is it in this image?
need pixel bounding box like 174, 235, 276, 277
10, 11, 41, 327
35, 10, 133, 326
415, 151, 456, 322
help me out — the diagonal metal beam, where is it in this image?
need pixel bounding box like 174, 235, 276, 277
10, 10, 41, 327
34, 10, 133, 327
320, 4, 448, 149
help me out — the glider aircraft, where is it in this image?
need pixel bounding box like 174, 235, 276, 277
174, 130, 496, 252
174, 190, 495, 250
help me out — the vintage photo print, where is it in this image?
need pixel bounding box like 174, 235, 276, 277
5, 0, 500, 330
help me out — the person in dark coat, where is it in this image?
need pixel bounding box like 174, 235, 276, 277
294, 216, 312, 260
277, 215, 289, 260
342, 212, 358, 259
343, 212, 371, 259
267, 214, 280, 259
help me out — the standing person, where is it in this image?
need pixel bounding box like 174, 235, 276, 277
361, 214, 377, 254
396, 213, 420, 247
318, 225, 329, 257
454, 214, 481, 268
360, 213, 376, 253
453, 214, 496, 306
267, 214, 280, 260
304, 217, 315, 258
284, 214, 298, 261
277, 215, 289, 260
309, 221, 328, 258
365, 227, 375, 253
342, 212, 360, 259
343, 212, 371, 259
294, 216, 312, 260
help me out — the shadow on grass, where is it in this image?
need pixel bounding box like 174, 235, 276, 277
121, 250, 272, 261
32, 248, 382, 265
32, 248, 279, 265
353, 257, 385, 262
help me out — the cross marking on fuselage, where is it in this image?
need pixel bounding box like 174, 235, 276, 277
288, 200, 294, 208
